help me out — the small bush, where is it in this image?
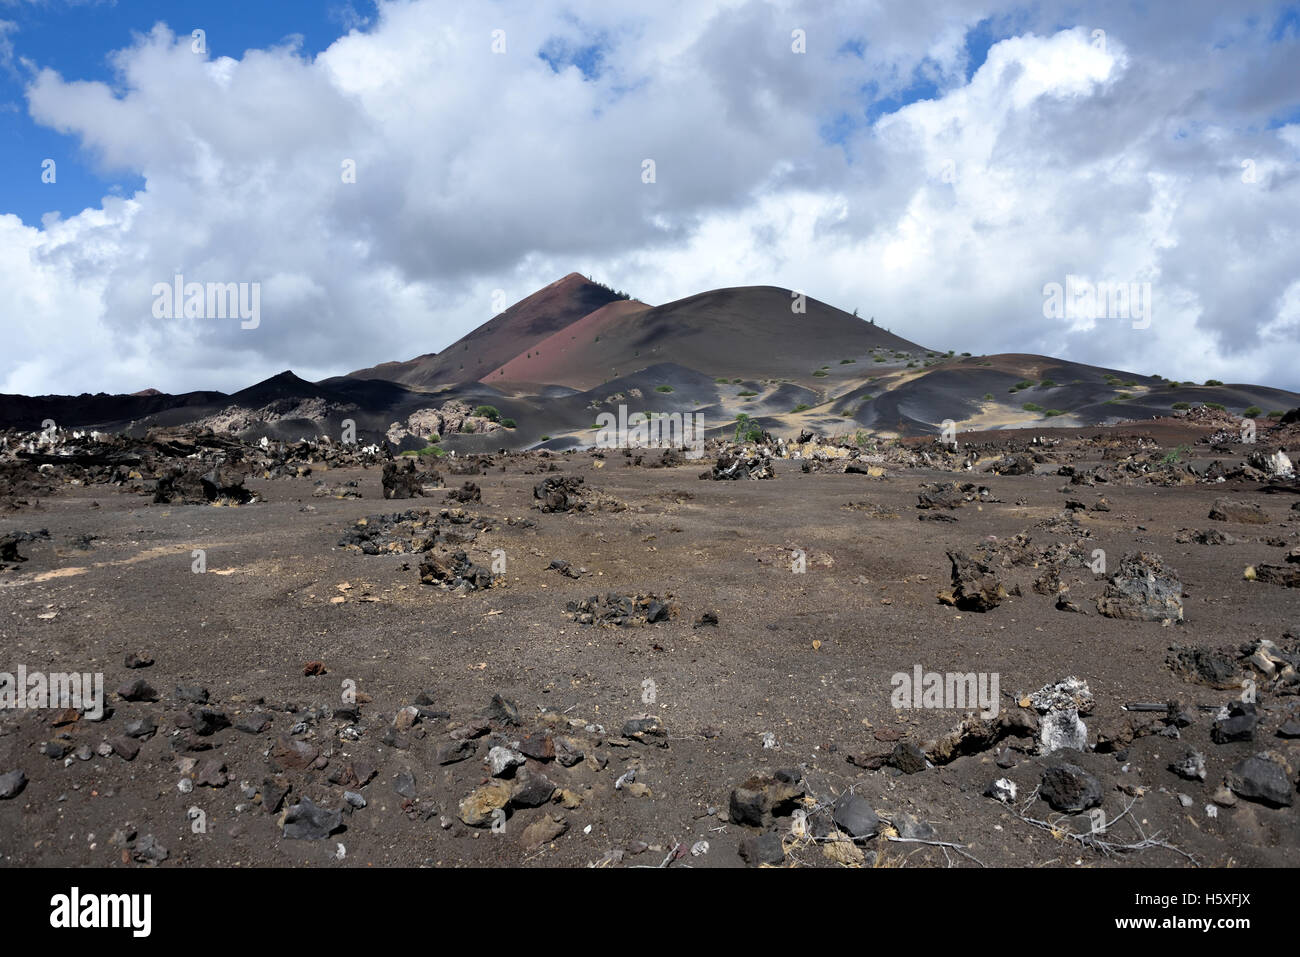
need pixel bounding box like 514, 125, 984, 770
792, 404, 811, 413
540, 435, 551, 441
1022, 402, 1043, 412
1044, 409, 1067, 417
501, 418, 517, 429
1243, 406, 1262, 418
1172, 401, 1190, 410
983, 393, 993, 400
738, 390, 758, 397
840, 358, 856, 364
1038, 379, 1055, 388
1205, 379, 1224, 387
655, 385, 673, 393
1205, 402, 1226, 411
813, 370, 828, 377
474, 405, 502, 422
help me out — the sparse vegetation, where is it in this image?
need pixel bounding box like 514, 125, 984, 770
1043, 409, 1067, 417
983, 393, 993, 400
792, 403, 811, 413
1038, 379, 1055, 388
738, 390, 757, 397
1172, 402, 1190, 410
840, 358, 856, 364
813, 370, 828, 377
733, 413, 763, 443
587, 277, 632, 300
1163, 444, 1190, 464
1022, 402, 1043, 412
1243, 405, 1262, 418
655, 385, 673, 393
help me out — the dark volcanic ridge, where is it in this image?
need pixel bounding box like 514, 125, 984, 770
4, 275, 1299, 454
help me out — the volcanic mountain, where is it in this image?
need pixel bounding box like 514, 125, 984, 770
3, 274, 1298, 450
342, 272, 633, 391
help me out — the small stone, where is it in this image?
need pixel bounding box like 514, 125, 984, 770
487, 746, 525, 777
196, 759, 227, 788
1226, 754, 1293, 807
107, 736, 140, 762
1171, 750, 1207, 782
458, 782, 512, 826
131, 834, 168, 864
1039, 763, 1102, 813
393, 771, 417, 799
0, 770, 27, 799
175, 685, 209, 704
234, 713, 271, 734
510, 773, 556, 808
739, 831, 786, 866
281, 796, 342, 840
1211, 702, 1258, 744
123, 717, 157, 739
1211, 785, 1237, 807
487, 694, 520, 726
116, 678, 158, 702
890, 742, 928, 774
436, 739, 477, 765
831, 792, 880, 839
520, 814, 568, 849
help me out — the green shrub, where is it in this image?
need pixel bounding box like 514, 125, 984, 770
540, 435, 551, 441
1243, 406, 1262, 418
1038, 379, 1055, 388
792, 404, 810, 413
474, 405, 501, 422
655, 385, 673, 393
1205, 402, 1226, 411
738, 390, 757, 397
1022, 402, 1043, 412
501, 418, 517, 429
983, 393, 993, 400
1205, 379, 1224, 386
813, 370, 828, 377
1044, 409, 1067, 417
1172, 402, 1190, 410
840, 358, 856, 364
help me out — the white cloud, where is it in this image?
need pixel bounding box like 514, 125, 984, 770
2, 0, 1299, 395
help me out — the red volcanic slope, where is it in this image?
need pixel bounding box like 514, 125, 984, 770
486, 285, 930, 391
345, 273, 625, 391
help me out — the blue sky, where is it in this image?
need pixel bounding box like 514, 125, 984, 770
1, 0, 370, 226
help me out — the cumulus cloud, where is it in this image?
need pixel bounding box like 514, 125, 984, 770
2, 0, 1298, 395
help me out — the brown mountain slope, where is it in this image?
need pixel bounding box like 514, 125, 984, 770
486, 285, 931, 391
345, 273, 626, 390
